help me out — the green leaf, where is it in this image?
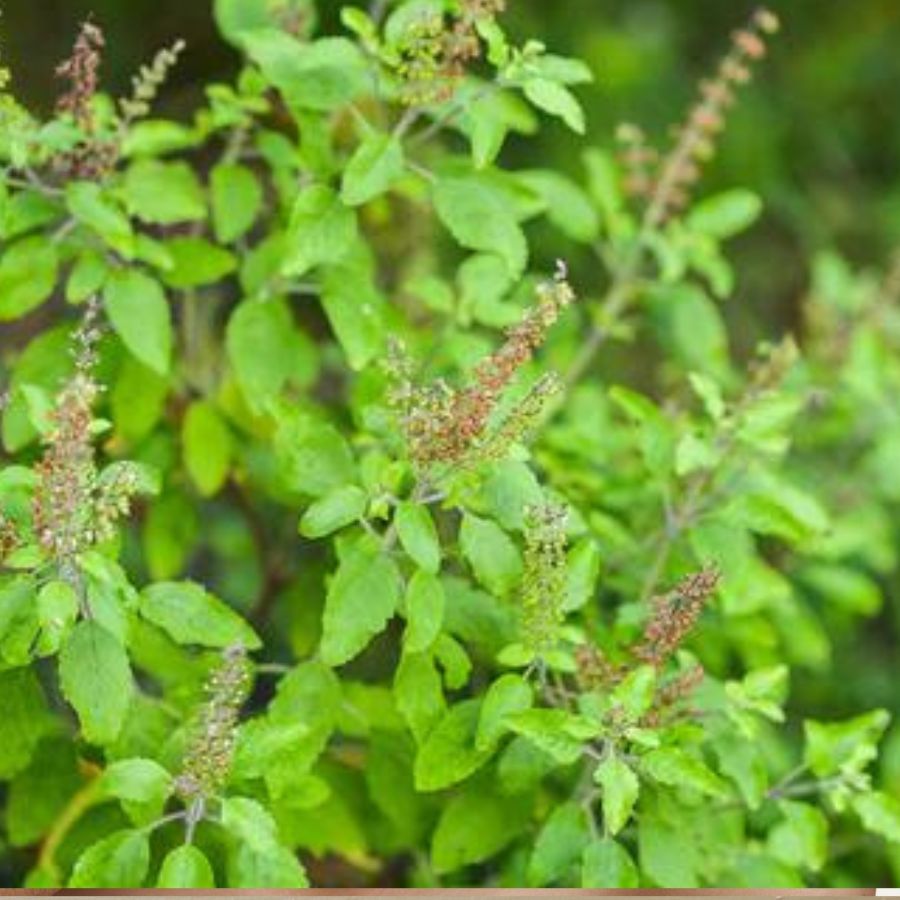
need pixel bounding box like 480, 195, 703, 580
433, 176, 527, 278
432, 781, 528, 873
243, 32, 367, 111
228, 845, 309, 890
227, 842, 309, 888
469, 98, 509, 169
466, 89, 536, 169
610, 664, 656, 720
732, 481, 830, 545
300, 485, 368, 539
800, 563, 883, 615
725, 664, 789, 724
646, 284, 729, 380
523, 78, 585, 133
59, 621, 133, 746
459, 513, 522, 596
0, 238, 58, 321
104, 270, 172, 375
214, 0, 316, 45
433, 632, 471, 689
68, 830, 150, 887
395, 650, 446, 743
320, 533, 402, 666
6, 738, 81, 847
803, 709, 890, 778
479, 460, 543, 530
81, 553, 140, 643
639, 816, 698, 887
221, 797, 307, 887
727, 854, 805, 888
226, 298, 304, 409
319, 253, 385, 370
519, 169, 599, 242
67, 250, 110, 303
498, 735, 557, 795
283, 184, 358, 276
142, 493, 198, 580
505, 708, 586, 765
112, 356, 167, 444
526, 52, 593, 85
528, 801, 589, 885
139, 581, 261, 650
594, 754, 639, 835
122, 159, 206, 225
365, 731, 422, 843
99, 758, 172, 826
158, 845, 216, 888
274, 410, 356, 497
713, 732, 768, 809
340, 6, 377, 42
582, 147, 625, 231
261, 659, 340, 767
183, 400, 232, 497
396, 502, 441, 574
404, 570, 445, 654
234, 718, 313, 784
414, 699, 492, 791
211, 162, 263, 243
564, 540, 601, 611
767, 800, 829, 872
221, 796, 309, 887
687, 188, 763, 239
0, 667, 53, 779
66, 181, 134, 257
689, 371, 726, 420
853, 791, 900, 845
221, 796, 283, 853
676, 432, 717, 476
341, 132, 405, 206
582, 837, 639, 888
642, 746, 728, 797
164, 236, 237, 288
476, 673, 532, 752
608, 384, 676, 477
0, 188, 56, 239
0, 575, 39, 666
121, 120, 199, 157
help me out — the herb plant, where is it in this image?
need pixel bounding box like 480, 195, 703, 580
0, 0, 898, 888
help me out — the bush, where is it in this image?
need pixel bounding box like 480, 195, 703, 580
0, 0, 898, 888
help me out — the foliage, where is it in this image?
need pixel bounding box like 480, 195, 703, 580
0, 0, 898, 888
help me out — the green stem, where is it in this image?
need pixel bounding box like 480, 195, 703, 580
407, 81, 504, 148
38, 771, 103, 880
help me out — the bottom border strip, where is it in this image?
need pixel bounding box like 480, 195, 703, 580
0, 891, 880, 897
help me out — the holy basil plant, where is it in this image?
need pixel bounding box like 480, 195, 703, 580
0, 0, 898, 889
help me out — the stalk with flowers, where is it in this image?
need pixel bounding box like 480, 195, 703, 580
0, 0, 897, 889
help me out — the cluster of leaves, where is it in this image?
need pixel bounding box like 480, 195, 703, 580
0, 0, 898, 888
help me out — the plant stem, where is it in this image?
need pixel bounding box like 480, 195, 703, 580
381, 480, 443, 551
771, 761, 809, 791
2, 170, 64, 197
369, 0, 389, 25
143, 810, 187, 834
562, 275, 636, 391
38, 769, 102, 879
392, 106, 421, 139
408, 81, 503, 148
561, 110, 713, 395
255, 662, 291, 675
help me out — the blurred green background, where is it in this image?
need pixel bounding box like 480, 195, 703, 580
3, 0, 899, 777
6, 0, 900, 311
